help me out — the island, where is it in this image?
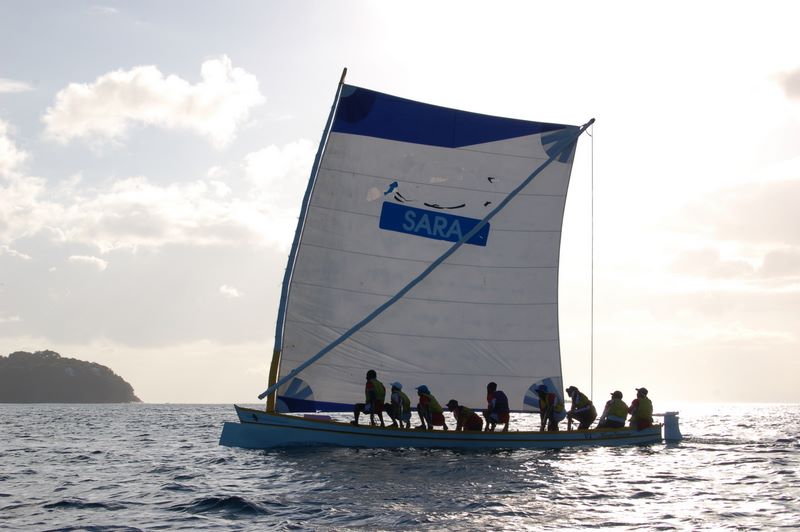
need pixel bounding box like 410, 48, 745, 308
0, 350, 141, 403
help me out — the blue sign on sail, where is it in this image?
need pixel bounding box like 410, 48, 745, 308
379, 202, 489, 246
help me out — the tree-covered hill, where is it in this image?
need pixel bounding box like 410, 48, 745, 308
0, 350, 140, 403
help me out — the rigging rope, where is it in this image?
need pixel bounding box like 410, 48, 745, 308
589, 123, 594, 401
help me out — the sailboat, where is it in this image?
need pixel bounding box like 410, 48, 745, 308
219, 70, 682, 449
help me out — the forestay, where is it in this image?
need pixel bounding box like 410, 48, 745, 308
271, 84, 579, 413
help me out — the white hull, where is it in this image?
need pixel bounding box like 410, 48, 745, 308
219, 406, 665, 450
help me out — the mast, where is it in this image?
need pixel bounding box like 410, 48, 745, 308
265, 67, 348, 412
259, 116, 595, 402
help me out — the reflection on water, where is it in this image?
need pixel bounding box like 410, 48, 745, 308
0, 403, 797, 529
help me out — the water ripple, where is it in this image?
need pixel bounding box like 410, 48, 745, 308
0, 403, 798, 529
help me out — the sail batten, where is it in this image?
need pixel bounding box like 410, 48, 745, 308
264, 83, 587, 411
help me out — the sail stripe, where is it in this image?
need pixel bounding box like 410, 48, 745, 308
332, 85, 565, 148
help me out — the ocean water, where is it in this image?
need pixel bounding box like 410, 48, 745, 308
1, 403, 798, 531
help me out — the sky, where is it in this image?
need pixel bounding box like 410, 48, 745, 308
1, 1, 799, 404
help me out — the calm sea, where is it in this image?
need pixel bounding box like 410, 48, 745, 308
1, 403, 798, 530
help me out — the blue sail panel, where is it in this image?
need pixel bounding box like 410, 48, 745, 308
332, 85, 567, 148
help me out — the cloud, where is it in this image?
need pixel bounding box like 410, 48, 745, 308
671, 248, 754, 279
0, 245, 31, 260
242, 139, 315, 245
89, 5, 120, 16
669, 246, 800, 288
0, 120, 61, 245
759, 248, 800, 279
68, 255, 108, 271
777, 67, 800, 101
244, 139, 315, 198
676, 178, 800, 246
219, 284, 242, 298
51, 177, 246, 251
42, 56, 265, 148
0, 315, 21, 324
1, 137, 315, 253
0, 78, 33, 94
0, 119, 29, 176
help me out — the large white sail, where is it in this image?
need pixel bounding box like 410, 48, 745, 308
272, 85, 578, 412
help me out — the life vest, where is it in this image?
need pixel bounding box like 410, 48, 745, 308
458, 405, 476, 421
572, 392, 592, 410
455, 406, 482, 430
630, 396, 653, 422
420, 392, 443, 414
608, 398, 628, 420
494, 390, 510, 413
366, 378, 386, 404
399, 390, 411, 412
553, 394, 565, 413
540, 393, 565, 414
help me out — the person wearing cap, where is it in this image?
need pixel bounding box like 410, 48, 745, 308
385, 381, 412, 429
446, 399, 483, 431
351, 369, 386, 427
596, 390, 629, 429
415, 385, 448, 430
565, 385, 597, 430
628, 387, 654, 430
483, 381, 510, 432
534, 384, 566, 431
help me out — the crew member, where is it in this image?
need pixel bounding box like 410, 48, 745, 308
628, 387, 654, 430
351, 369, 386, 427
385, 381, 412, 429
565, 385, 597, 430
483, 381, 510, 432
597, 390, 628, 429
534, 384, 566, 431
446, 399, 483, 431
415, 385, 448, 430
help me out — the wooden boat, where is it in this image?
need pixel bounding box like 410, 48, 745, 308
220, 405, 679, 449
219, 70, 681, 450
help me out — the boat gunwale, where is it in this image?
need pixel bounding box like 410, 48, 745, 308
233, 405, 663, 443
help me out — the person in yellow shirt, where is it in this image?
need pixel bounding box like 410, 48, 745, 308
628, 387, 654, 430
534, 384, 566, 431
565, 385, 597, 430
596, 390, 628, 429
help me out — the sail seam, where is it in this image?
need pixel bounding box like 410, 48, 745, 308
297, 241, 559, 268
329, 133, 556, 162
283, 318, 558, 342
289, 280, 557, 305
318, 166, 568, 197
281, 362, 558, 380
306, 204, 565, 233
